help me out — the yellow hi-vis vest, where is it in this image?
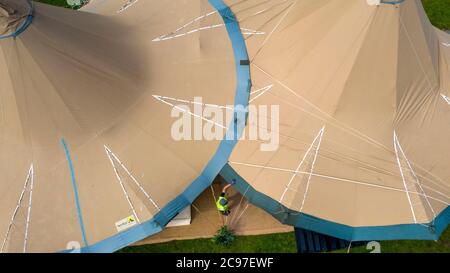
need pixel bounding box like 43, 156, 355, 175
216, 196, 229, 212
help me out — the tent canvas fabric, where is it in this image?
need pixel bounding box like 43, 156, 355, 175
78, 0, 450, 240
0, 0, 32, 38
0, 0, 244, 252
0, 0, 449, 253
437, 29, 450, 98
220, 0, 450, 241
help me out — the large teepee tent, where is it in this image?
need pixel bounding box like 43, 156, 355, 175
0, 0, 239, 252
220, 0, 450, 241
0, 0, 449, 253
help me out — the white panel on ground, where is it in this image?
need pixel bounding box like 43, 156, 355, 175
166, 206, 192, 227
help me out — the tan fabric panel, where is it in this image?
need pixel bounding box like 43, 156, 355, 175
228, 0, 450, 228
436, 29, 450, 97
0, 0, 30, 36
0, 0, 236, 252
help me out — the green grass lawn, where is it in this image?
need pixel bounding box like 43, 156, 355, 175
335, 227, 450, 253
119, 227, 450, 253
34, 0, 449, 253
34, 0, 72, 8
119, 233, 298, 254
422, 0, 450, 30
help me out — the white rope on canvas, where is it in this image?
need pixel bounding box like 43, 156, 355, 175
393, 132, 420, 224
394, 132, 437, 220
229, 161, 449, 206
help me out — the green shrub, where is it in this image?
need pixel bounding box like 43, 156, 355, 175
212, 226, 236, 246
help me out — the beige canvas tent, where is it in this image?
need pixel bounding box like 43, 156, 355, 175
1, 0, 449, 253
219, 0, 450, 241
85, 0, 450, 243
0, 0, 240, 252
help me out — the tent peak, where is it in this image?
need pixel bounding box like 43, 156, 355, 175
0, 0, 33, 39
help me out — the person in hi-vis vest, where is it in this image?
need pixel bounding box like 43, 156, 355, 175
216, 179, 236, 216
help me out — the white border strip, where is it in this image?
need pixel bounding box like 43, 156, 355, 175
249, 84, 274, 103
279, 126, 324, 203
23, 164, 34, 253
300, 127, 325, 212
117, 0, 139, 14
153, 95, 228, 129
105, 146, 160, 212
441, 94, 450, 105
1, 164, 34, 253
153, 25, 264, 42
393, 132, 417, 223
153, 95, 232, 110
395, 132, 436, 219
105, 147, 141, 224
152, 10, 264, 42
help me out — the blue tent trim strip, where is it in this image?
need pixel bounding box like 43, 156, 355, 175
0, 0, 34, 40
61, 139, 90, 250
220, 163, 450, 242
63, 0, 251, 253
381, 0, 406, 5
